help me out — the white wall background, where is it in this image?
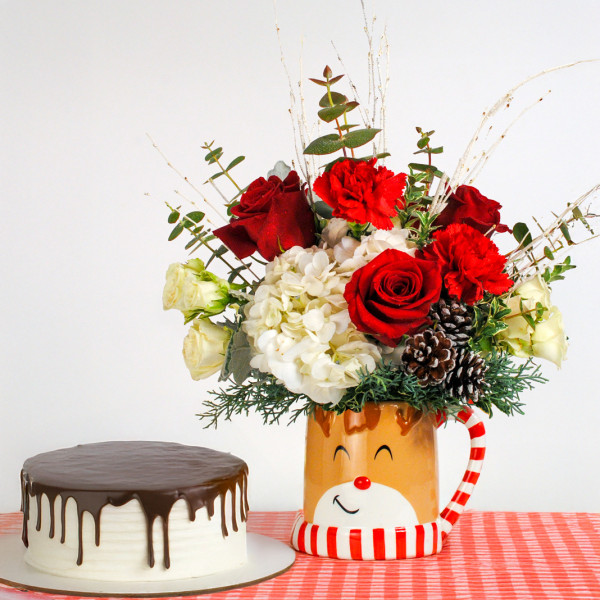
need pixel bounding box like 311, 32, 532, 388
1, 0, 599, 515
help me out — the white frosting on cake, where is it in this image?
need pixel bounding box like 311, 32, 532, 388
24, 491, 246, 581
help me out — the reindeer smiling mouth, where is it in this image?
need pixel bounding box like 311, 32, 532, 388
333, 494, 359, 514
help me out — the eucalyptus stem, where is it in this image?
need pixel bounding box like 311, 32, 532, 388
342, 112, 356, 158
200, 238, 253, 286
325, 82, 348, 158
203, 141, 243, 193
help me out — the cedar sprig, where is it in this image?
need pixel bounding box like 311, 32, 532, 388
326, 361, 462, 417
199, 371, 312, 428
472, 351, 546, 416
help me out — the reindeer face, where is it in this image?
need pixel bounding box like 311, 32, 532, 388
303, 402, 439, 526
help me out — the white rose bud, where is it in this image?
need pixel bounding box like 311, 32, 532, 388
497, 275, 567, 367
321, 218, 350, 248
163, 259, 237, 318
182, 319, 231, 380
180, 272, 222, 313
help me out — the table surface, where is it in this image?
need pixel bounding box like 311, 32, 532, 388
1, 510, 598, 600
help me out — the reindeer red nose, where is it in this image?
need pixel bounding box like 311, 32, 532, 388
354, 476, 371, 490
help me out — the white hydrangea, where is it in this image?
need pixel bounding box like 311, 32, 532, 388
243, 246, 381, 406
334, 227, 417, 272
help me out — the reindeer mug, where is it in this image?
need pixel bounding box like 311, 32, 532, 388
291, 401, 486, 559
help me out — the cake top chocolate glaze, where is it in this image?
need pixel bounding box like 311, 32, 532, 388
22, 441, 247, 491
21, 441, 249, 569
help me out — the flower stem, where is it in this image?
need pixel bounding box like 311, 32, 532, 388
326, 81, 347, 158
204, 141, 243, 193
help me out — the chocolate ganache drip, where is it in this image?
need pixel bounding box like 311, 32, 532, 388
20, 441, 249, 569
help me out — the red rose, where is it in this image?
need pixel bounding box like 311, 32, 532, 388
435, 185, 510, 236
343, 248, 442, 347
420, 223, 513, 305
313, 158, 407, 230
214, 171, 316, 261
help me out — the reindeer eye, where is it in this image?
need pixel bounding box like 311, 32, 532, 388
375, 445, 393, 460
333, 445, 350, 460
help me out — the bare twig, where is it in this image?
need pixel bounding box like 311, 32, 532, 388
447, 60, 598, 202
505, 184, 600, 282
146, 133, 228, 224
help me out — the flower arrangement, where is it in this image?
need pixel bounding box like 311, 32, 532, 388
160, 62, 598, 426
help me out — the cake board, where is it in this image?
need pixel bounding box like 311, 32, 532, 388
0, 532, 295, 597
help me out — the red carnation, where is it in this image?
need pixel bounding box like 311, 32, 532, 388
420, 223, 513, 305
313, 158, 407, 230
436, 185, 510, 236
343, 248, 442, 347
214, 171, 316, 261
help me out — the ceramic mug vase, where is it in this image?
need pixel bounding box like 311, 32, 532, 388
291, 401, 485, 560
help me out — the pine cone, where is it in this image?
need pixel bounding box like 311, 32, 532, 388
430, 298, 474, 346
443, 349, 488, 402
402, 329, 456, 386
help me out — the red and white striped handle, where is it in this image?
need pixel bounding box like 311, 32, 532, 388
436, 407, 486, 541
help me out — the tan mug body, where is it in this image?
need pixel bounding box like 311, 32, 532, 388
303, 402, 439, 527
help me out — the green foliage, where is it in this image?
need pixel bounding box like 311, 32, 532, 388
395, 129, 447, 248
543, 256, 576, 284
166, 207, 207, 243
320, 351, 545, 419
199, 371, 312, 428
326, 362, 461, 417
472, 352, 546, 416
513, 222, 533, 248
164, 202, 254, 286
220, 319, 253, 385
471, 294, 511, 352
413, 127, 443, 157
304, 134, 344, 155
198, 344, 547, 427
304, 66, 381, 158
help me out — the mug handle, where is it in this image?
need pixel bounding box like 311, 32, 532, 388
435, 407, 486, 542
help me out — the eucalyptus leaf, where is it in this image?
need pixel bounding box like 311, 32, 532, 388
185, 211, 205, 224
318, 105, 348, 123
513, 222, 532, 247
342, 128, 381, 149
328, 74, 344, 85
167, 210, 180, 224
224, 156, 243, 171
408, 163, 444, 177
228, 264, 248, 283
304, 134, 344, 155
168, 222, 184, 241
314, 200, 334, 219
205, 147, 223, 163
559, 222, 574, 244
319, 91, 348, 107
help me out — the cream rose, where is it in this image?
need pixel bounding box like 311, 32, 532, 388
182, 319, 231, 380
162, 263, 187, 310
163, 259, 238, 319
497, 275, 567, 367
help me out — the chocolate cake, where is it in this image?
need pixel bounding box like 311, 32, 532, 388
20, 441, 249, 581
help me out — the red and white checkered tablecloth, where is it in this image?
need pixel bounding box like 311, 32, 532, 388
1, 511, 599, 599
